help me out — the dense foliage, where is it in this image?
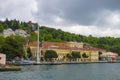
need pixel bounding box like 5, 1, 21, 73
0, 18, 38, 33
0, 36, 26, 60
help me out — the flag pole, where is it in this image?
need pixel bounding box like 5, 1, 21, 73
37, 24, 40, 63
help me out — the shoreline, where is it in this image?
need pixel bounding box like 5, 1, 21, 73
14, 61, 120, 65
1, 61, 119, 71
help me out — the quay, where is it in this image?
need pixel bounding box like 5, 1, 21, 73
0, 64, 21, 71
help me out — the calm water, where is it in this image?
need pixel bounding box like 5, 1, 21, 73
0, 63, 120, 80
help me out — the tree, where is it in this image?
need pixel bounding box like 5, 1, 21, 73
0, 36, 25, 59
29, 32, 37, 41
3, 23, 8, 29
66, 54, 72, 59
13, 35, 26, 45
44, 34, 53, 41
44, 50, 58, 61
66, 54, 73, 61
0, 36, 5, 47
71, 51, 81, 58
82, 53, 89, 61
82, 53, 89, 58
0, 44, 17, 59
0, 24, 4, 33
27, 47, 32, 58
98, 51, 102, 60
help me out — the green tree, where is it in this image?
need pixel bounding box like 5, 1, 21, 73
3, 23, 8, 29
44, 34, 53, 41
44, 50, 58, 61
66, 53, 73, 61
14, 35, 26, 45
82, 53, 89, 58
66, 54, 72, 59
0, 36, 25, 59
27, 47, 32, 58
0, 24, 4, 33
98, 51, 102, 60
71, 51, 81, 58
0, 36, 5, 47
29, 32, 37, 41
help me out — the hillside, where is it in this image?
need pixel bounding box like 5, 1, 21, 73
39, 26, 120, 55
0, 19, 120, 55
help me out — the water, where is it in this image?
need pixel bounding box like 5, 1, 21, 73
0, 63, 120, 80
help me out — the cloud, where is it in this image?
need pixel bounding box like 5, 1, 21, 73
0, 0, 38, 22
36, 0, 120, 26
35, 0, 120, 37
1, 0, 120, 37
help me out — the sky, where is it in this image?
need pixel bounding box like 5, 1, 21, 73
0, 0, 120, 37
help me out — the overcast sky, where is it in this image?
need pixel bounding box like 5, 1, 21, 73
0, 0, 120, 37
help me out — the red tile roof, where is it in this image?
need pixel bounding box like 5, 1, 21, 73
26, 41, 99, 51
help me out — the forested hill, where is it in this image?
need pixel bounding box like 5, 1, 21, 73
0, 19, 120, 55
39, 26, 120, 55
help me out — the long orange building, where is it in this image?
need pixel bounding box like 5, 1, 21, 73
25, 41, 100, 62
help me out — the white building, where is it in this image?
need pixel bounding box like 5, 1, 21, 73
3, 28, 15, 37
0, 53, 6, 65
101, 52, 118, 61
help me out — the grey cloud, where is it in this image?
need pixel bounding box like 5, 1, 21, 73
1, 0, 120, 27
36, 0, 120, 26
